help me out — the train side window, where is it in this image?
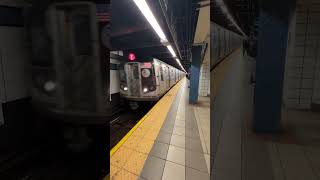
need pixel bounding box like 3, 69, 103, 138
72, 13, 92, 56
119, 64, 126, 82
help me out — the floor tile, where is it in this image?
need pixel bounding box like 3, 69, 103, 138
175, 116, 186, 122
162, 122, 175, 129
186, 167, 210, 180
170, 134, 185, 148
162, 161, 185, 180
112, 169, 138, 180
161, 126, 174, 134
173, 126, 185, 136
137, 177, 147, 180
144, 130, 160, 141
123, 135, 141, 149
185, 119, 197, 127
175, 120, 185, 127
204, 154, 211, 173
140, 156, 166, 180
111, 147, 134, 167
186, 149, 208, 173
123, 151, 148, 175
163, 120, 175, 127
150, 142, 169, 160
156, 132, 172, 144
167, 145, 185, 166
185, 129, 200, 139
110, 165, 121, 178
133, 127, 149, 137
134, 138, 154, 154
185, 137, 203, 153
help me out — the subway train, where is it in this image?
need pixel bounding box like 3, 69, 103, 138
29, 2, 112, 124
119, 58, 185, 109
27, 2, 112, 150
211, 22, 242, 67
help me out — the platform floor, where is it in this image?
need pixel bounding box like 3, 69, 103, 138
212, 49, 320, 180
110, 78, 210, 180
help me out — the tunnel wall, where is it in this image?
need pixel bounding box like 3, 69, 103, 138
283, 0, 320, 110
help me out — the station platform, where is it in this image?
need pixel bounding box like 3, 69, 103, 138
110, 77, 210, 180
212, 49, 320, 180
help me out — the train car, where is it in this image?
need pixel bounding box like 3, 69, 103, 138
29, 2, 112, 124
119, 58, 184, 109
27, 1, 112, 150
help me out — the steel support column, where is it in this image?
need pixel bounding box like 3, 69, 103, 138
253, 0, 295, 132
189, 45, 203, 104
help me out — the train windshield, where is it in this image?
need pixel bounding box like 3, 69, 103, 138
119, 64, 126, 82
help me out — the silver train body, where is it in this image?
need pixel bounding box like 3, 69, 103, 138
119, 58, 185, 101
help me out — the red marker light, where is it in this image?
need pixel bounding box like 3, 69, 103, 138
128, 53, 136, 61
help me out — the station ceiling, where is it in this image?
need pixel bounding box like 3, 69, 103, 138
111, 0, 201, 71
211, 0, 258, 36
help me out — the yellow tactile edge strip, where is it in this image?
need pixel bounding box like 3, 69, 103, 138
110, 78, 184, 157
106, 78, 185, 180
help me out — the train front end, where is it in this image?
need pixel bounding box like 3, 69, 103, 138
119, 60, 159, 102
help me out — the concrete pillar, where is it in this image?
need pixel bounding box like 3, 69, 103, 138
253, 0, 296, 132
189, 45, 203, 104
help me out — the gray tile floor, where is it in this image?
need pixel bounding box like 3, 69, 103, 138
212, 50, 320, 180
139, 79, 210, 180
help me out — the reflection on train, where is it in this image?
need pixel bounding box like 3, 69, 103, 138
119, 58, 185, 109
211, 22, 242, 67
28, 2, 111, 150
30, 2, 111, 124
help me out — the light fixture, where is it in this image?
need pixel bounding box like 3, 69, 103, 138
143, 87, 148, 93
124, 87, 128, 91
132, 0, 167, 42
132, 0, 186, 73
175, 58, 186, 72
166, 45, 176, 57
44, 81, 56, 92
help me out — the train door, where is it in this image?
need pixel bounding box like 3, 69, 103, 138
171, 68, 174, 86
174, 69, 178, 83
167, 66, 170, 89
159, 65, 165, 95
48, 2, 103, 111
126, 63, 141, 96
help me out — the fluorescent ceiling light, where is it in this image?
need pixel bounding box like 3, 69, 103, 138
132, 0, 185, 72
167, 45, 176, 57
133, 0, 167, 42
175, 58, 186, 72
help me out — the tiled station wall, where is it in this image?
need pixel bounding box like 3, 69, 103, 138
199, 61, 210, 96
283, 0, 320, 109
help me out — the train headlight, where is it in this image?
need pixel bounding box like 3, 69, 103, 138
124, 87, 128, 91
143, 87, 148, 93
44, 81, 56, 92
141, 69, 151, 78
